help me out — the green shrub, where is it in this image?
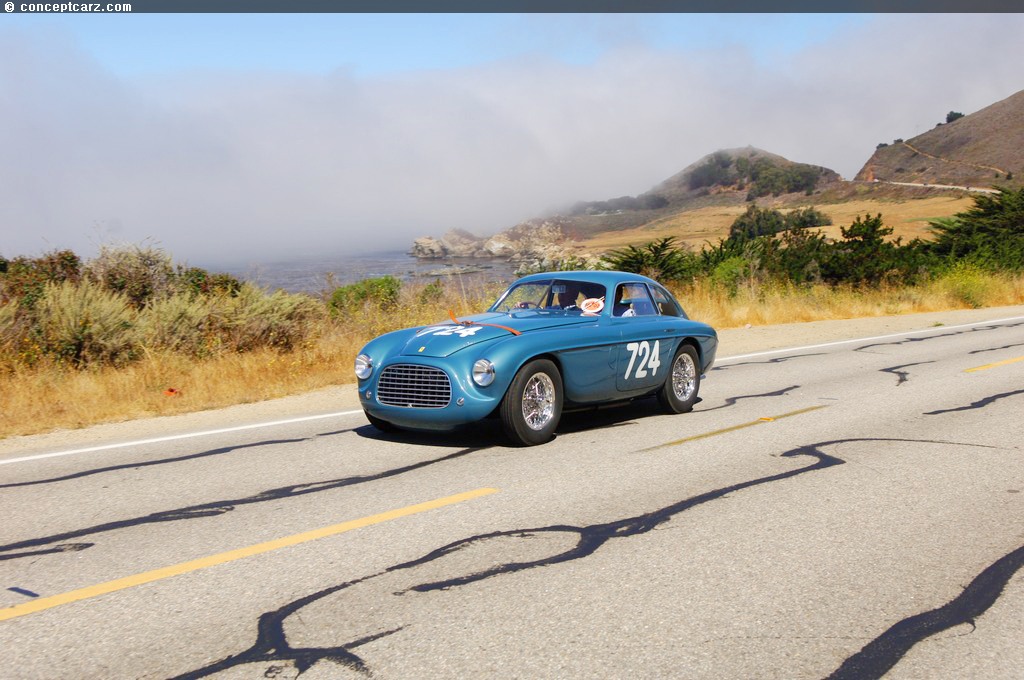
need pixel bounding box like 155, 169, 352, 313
216, 283, 322, 352
602, 237, 699, 282
0, 301, 24, 368
328, 275, 402, 316
784, 206, 832, 229
729, 205, 787, 240
822, 214, 898, 286
928, 187, 1024, 270
177, 266, 243, 299
936, 263, 998, 308
35, 281, 140, 367
711, 256, 752, 296
418, 279, 445, 306
139, 294, 218, 357
0, 249, 82, 309
688, 152, 734, 190
85, 244, 176, 309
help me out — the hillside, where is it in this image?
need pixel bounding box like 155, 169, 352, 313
856, 89, 1024, 189
410, 147, 848, 262
412, 89, 1023, 265
558, 146, 843, 238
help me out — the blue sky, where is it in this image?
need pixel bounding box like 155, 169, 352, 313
1, 13, 1020, 265
8, 14, 867, 77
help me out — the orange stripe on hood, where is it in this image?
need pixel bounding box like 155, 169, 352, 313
448, 309, 522, 336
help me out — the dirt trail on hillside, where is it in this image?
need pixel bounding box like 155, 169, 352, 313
900, 141, 1009, 175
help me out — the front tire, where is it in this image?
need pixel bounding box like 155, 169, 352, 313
658, 344, 700, 414
500, 359, 563, 446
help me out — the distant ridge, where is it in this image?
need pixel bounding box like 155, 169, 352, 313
548, 146, 841, 239
856, 89, 1024, 188
412, 88, 1022, 258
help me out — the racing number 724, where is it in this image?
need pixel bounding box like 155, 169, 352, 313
624, 340, 661, 380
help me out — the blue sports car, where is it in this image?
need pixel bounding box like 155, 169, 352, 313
355, 271, 717, 445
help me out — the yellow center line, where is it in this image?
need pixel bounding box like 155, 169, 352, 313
641, 405, 828, 452
0, 487, 498, 623
965, 355, 1024, 373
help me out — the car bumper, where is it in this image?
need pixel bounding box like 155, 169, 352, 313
358, 358, 502, 431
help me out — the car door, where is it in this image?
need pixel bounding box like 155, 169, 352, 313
612, 282, 675, 393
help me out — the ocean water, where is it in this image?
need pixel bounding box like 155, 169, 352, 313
218, 251, 520, 295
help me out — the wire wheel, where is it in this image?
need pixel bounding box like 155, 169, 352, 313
500, 359, 563, 446
521, 372, 556, 431
672, 351, 697, 402
658, 344, 700, 414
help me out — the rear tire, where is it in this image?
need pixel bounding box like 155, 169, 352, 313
500, 359, 563, 446
658, 344, 700, 414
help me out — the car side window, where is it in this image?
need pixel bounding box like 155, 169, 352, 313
613, 283, 658, 317
650, 284, 684, 317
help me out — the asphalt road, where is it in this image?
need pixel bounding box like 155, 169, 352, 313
2, 314, 1023, 679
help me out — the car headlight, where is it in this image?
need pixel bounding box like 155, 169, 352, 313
354, 354, 373, 380
472, 359, 495, 387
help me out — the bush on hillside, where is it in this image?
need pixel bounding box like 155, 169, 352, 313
729, 205, 787, 240
85, 244, 177, 309
35, 280, 140, 367
0, 249, 82, 309
177, 266, 243, 299
0, 245, 325, 370
785, 206, 832, 229
139, 294, 218, 357
689, 152, 734, 190
728, 205, 830, 241
821, 214, 899, 286
602, 237, 699, 282
214, 283, 323, 353
328, 275, 402, 316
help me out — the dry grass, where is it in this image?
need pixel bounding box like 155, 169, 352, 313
0, 278, 502, 438
578, 196, 976, 253
674, 269, 1024, 328
3, 271, 1023, 439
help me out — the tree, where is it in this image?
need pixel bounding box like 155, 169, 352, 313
688, 152, 734, 190
785, 206, 832, 229
766, 225, 831, 284
639, 194, 669, 210
823, 214, 899, 285
928, 187, 1024, 269
946, 111, 965, 123
729, 204, 787, 240
602, 237, 698, 282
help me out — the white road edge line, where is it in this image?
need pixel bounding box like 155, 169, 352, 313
715, 315, 1024, 363
0, 410, 363, 467
5, 314, 1024, 467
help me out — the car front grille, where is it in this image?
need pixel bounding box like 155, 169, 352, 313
377, 364, 452, 409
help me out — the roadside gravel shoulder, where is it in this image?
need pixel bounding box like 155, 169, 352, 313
3, 304, 1024, 460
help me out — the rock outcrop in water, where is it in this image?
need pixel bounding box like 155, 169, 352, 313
410, 220, 598, 273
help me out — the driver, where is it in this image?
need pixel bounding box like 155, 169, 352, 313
556, 282, 582, 310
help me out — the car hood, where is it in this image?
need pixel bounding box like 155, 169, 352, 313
401, 311, 598, 358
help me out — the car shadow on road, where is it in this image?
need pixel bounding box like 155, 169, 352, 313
355, 377, 827, 446
351, 396, 698, 446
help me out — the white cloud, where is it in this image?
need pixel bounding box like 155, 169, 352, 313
1, 14, 1021, 266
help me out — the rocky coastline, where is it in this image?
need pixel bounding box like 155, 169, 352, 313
409, 219, 600, 273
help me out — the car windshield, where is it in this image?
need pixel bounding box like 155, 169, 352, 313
489, 279, 607, 314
